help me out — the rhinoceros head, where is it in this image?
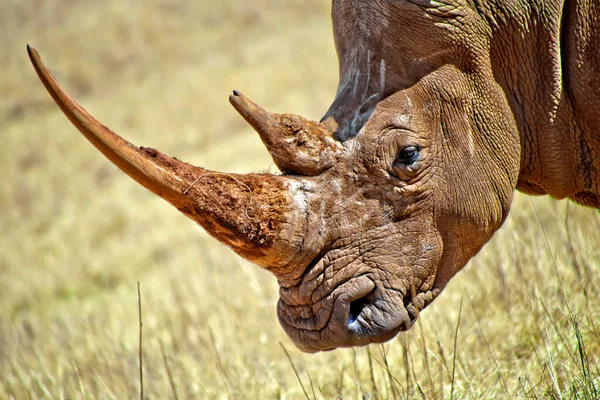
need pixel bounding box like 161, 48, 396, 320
28, 0, 522, 353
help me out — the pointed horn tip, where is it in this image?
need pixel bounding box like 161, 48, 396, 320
26, 44, 200, 205
228, 89, 245, 106
229, 90, 274, 135
229, 90, 264, 113
27, 44, 40, 64
228, 91, 242, 108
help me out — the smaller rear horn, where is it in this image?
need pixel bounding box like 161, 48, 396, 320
230, 91, 342, 176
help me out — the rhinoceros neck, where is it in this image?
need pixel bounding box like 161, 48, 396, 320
486, 0, 600, 208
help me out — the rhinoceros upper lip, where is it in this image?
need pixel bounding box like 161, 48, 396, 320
278, 247, 330, 289
280, 276, 415, 352
277, 248, 437, 349
278, 273, 374, 332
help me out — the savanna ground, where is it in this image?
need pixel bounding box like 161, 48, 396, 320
1, 1, 599, 398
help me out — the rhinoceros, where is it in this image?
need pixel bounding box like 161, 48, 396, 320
27, 0, 599, 353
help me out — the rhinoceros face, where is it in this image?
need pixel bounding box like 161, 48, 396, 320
276, 91, 446, 351
277, 66, 521, 351
28, 0, 521, 353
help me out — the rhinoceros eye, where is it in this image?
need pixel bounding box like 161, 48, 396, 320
395, 146, 420, 166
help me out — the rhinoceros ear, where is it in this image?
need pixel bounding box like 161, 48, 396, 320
229, 91, 343, 176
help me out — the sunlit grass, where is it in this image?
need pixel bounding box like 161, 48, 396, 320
1, 1, 599, 398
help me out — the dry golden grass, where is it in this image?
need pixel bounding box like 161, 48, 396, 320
1, 1, 599, 398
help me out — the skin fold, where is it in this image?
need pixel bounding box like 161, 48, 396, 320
29, 0, 599, 353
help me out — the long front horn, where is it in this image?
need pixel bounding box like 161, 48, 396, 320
27, 45, 309, 272
229, 91, 342, 175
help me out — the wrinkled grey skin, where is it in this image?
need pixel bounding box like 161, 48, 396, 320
30, 0, 599, 353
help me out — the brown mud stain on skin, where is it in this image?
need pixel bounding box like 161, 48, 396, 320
140, 147, 159, 158
140, 146, 206, 185
186, 175, 289, 264
140, 144, 288, 263
275, 113, 342, 174
278, 114, 332, 148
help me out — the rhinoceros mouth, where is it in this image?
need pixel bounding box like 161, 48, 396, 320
277, 260, 437, 352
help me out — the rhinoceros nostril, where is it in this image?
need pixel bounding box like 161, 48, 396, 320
348, 296, 370, 325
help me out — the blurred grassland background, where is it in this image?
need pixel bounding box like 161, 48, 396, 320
1, 0, 599, 398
